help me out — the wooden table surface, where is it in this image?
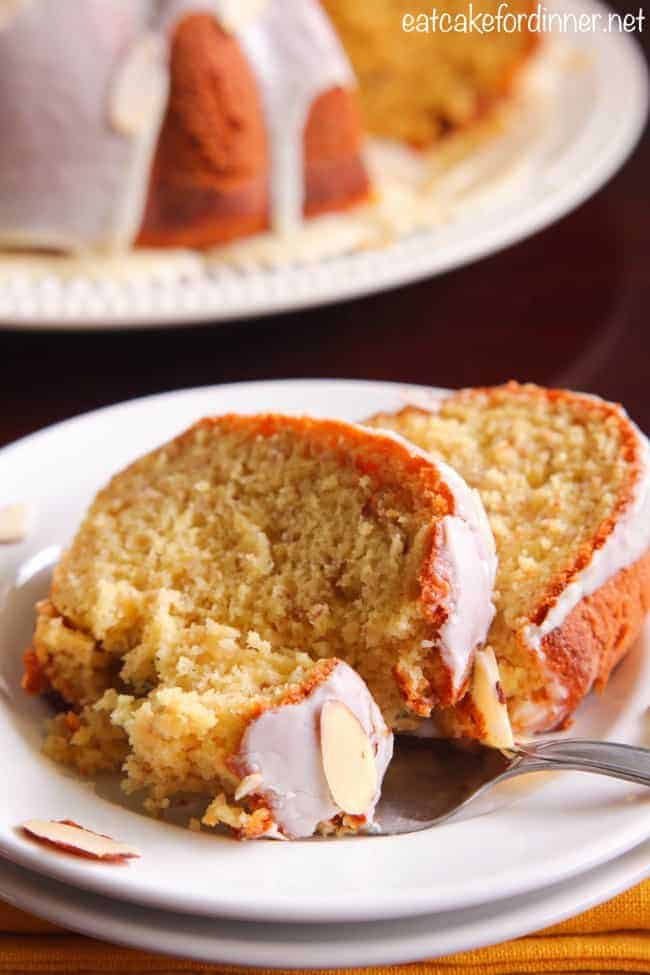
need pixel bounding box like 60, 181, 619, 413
1, 23, 648, 449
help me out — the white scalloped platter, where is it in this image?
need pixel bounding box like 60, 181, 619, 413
0, 841, 648, 969
0, 0, 647, 330
0, 379, 649, 925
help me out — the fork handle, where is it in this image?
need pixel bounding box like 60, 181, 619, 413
515, 738, 650, 788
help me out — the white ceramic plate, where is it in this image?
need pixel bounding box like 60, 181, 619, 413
0, 380, 649, 924
0, 840, 648, 968
0, 0, 646, 330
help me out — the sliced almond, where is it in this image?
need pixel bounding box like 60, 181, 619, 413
109, 34, 168, 137
22, 819, 139, 862
320, 701, 377, 815
0, 503, 31, 543
234, 772, 263, 801
471, 648, 515, 750
216, 0, 268, 33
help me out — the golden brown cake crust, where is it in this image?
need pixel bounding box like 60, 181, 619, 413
22, 648, 48, 696
136, 13, 269, 248
303, 88, 370, 219
531, 550, 650, 731
23, 598, 114, 708
137, 14, 369, 249
230, 657, 339, 737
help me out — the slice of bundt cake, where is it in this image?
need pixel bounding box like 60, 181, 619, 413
44, 644, 392, 840
366, 383, 650, 735
0, 1, 369, 253
25, 414, 496, 837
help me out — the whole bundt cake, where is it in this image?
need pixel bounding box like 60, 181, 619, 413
0, 0, 369, 253
0, 0, 539, 254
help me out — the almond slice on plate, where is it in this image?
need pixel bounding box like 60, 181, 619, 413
320, 701, 377, 815
22, 820, 140, 862
0, 503, 32, 543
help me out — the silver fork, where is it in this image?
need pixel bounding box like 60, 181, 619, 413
373, 737, 650, 835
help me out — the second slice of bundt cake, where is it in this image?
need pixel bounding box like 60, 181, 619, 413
367, 383, 650, 735
26, 414, 497, 837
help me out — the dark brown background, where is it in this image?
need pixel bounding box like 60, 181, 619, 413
1, 5, 648, 448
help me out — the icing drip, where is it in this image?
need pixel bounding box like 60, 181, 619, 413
0, 1, 153, 252
212, 0, 268, 34
363, 424, 497, 698
517, 415, 650, 729
238, 0, 355, 236
432, 459, 498, 694
237, 661, 393, 839
109, 30, 171, 249
524, 419, 650, 651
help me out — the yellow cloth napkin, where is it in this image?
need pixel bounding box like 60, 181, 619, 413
1, 880, 649, 974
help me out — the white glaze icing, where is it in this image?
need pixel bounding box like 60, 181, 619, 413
0, 1, 151, 252
515, 414, 650, 730
237, 661, 393, 840
366, 424, 497, 698
433, 458, 498, 694
433, 516, 495, 693
110, 30, 172, 250
238, 0, 355, 236
213, 0, 268, 34
155, 0, 228, 35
